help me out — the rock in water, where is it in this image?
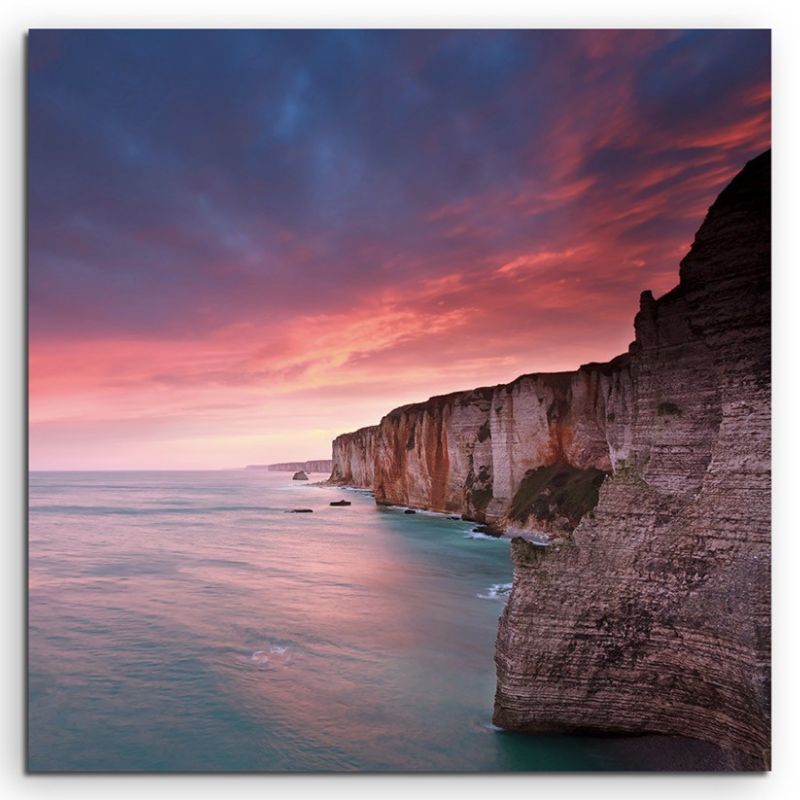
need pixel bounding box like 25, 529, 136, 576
403, 509, 416, 514
292, 470, 309, 481
471, 524, 502, 538
330, 500, 352, 506
288, 508, 313, 513
327, 151, 771, 767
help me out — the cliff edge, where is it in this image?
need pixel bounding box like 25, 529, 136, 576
329, 151, 771, 765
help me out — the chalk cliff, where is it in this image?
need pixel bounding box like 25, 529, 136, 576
247, 460, 333, 472
329, 426, 379, 488
328, 151, 770, 765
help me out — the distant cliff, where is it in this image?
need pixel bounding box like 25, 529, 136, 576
328, 151, 771, 765
248, 460, 333, 473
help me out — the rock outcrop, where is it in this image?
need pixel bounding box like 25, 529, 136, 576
292, 470, 309, 481
328, 151, 770, 765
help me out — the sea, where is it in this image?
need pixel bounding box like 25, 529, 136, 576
28, 469, 607, 772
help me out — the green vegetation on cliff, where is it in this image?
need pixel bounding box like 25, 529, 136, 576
510, 462, 607, 526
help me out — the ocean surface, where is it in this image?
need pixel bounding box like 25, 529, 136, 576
28, 470, 604, 772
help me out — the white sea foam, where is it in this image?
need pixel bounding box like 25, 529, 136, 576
506, 527, 552, 546
250, 650, 271, 664
465, 531, 497, 540
477, 582, 513, 601
250, 645, 290, 665
335, 486, 374, 496
413, 508, 455, 518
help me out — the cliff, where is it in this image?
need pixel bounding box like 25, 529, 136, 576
248, 460, 334, 473
329, 426, 379, 488
329, 151, 770, 765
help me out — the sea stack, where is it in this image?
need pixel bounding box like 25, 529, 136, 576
292, 470, 309, 481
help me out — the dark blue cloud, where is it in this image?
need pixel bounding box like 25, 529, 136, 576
27, 29, 770, 340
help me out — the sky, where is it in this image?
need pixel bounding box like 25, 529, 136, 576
27, 29, 771, 470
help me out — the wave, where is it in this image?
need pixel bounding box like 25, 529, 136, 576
477, 582, 512, 601
250, 650, 272, 664
249, 645, 291, 666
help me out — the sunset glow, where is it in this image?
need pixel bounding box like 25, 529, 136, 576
28, 29, 771, 469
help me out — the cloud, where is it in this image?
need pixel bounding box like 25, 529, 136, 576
27, 29, 770, 468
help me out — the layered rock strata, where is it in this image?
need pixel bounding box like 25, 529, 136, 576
328, 151, 771, 765
329, 426, 379, 488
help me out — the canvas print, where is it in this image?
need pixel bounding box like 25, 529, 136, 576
27, 29, 771, 772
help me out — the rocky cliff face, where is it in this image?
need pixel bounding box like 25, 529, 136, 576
329, 426, 379, 488
331, 364, 628, 533
495, 151, 770, 767
329, 151, 770, 765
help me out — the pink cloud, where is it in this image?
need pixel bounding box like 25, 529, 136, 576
28, 32, 770, 469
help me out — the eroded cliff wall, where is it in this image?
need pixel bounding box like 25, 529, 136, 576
494, 151, 770, 766
331, 364, 630, 531
328, 151, 770, 763
329, 426, 379, 487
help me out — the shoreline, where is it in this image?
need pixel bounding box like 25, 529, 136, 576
301, 477, 762, 770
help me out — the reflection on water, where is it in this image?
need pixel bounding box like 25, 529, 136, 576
28, 470, 601, 772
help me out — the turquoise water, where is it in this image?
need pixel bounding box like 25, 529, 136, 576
28, 470, 602, 772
